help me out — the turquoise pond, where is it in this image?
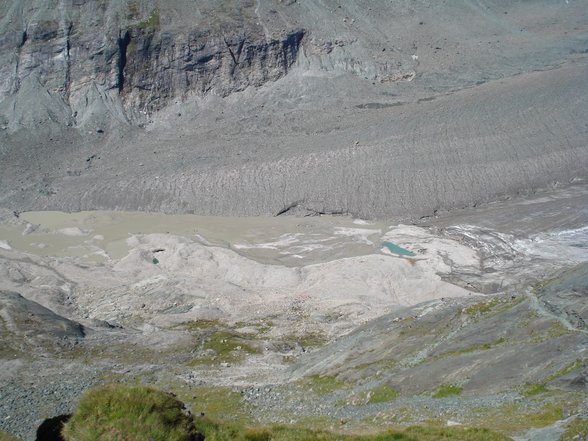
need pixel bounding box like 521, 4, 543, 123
382, 241, 415, 257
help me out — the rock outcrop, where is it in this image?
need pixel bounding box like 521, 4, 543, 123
0, 290, 85, 340
0, 0, 587, 219
0, 0, 307, 128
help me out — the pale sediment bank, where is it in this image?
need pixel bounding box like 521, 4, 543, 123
1, 186, 587, 440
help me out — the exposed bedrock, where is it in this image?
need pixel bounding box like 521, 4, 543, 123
0, 0, 587, 218
3, 62, 587, 220
0, 0, 306, 127
2, 0, 586, 130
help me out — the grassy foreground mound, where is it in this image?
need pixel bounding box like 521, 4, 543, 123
62, 385, 199, 441
58, 384, 511, 441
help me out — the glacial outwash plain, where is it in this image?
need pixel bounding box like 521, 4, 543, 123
0, 1, 587, 440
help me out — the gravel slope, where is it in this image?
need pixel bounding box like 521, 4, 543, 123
1, 0, 587, 218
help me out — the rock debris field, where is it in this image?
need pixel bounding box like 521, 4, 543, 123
1, 0, 588, 439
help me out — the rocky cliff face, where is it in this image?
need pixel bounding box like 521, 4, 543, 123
118, 26, 304, 117
0, 0, 309, 128
0, 0, 587, 219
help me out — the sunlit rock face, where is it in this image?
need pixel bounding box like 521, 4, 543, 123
0, 1, 306, 127
0, 0, 587, 219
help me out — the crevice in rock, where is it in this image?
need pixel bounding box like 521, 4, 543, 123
117, 30, 131, 92
282, 29, 305, 71
12, 29, 28, 94
235, 39, 245, 63
19, 30, 28, 48
64, 22, 73, 99
223, 36, 240, 67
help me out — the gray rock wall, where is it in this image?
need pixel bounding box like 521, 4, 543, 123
0, 0, 587, 219
0, 0, 305, 127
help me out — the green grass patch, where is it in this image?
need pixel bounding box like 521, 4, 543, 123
518, 359, 584, 396
180, 319, 272, 334
517, 311, 538, 329
367, 385, 400, 404
281, 354, 297, 364
520, 403, 563, 428
187, 386, 250, 423
194, 420, 510, 441
178, 319, 225, 331
461, 296, 525, 317
354, 359, 397, 374
460, 296, 524, 320
521, 383, 548, 397
0, 341, 25, 360
529, 320, 574, 344
235, 320, 273, 334
137, 8, 160, 30
560, 417, 588, 441
62, 384, 198, 441
282, 331, 328, 350
57, 384, 513, 441
191, 331, 260, 365
298, 331, 327, 348
432, 384, 463, 399
532, 277, 556, 292
403, 426, 511, 441
343, 384, 400, 406
469, 402, 564, 433
301, 374, 349, 396
398, 317, 428, 338
0, 319, 24, 360
546, 321, 573, 339
444, 337, 507, 357
204, 331, 259, 355
193, 418, 245, 441
545, 359, 584, 383
61, 341, 188, 366
461, 299, 501, 316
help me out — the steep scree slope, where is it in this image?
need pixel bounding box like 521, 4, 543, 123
1, 0, 587, 218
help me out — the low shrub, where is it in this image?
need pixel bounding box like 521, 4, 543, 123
61, 384, 200, 441
521, 383, 548, 397
432, 384, 463, 399
367, 385, 400, 404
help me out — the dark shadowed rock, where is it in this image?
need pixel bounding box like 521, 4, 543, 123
0, 290, 85, 340
35, 415, 70, 441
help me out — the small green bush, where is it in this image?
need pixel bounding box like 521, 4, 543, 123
303, 374, 349, 396
367, 385, 399, 404
61, 384, 199, 441
137, 8, 160, 30
545, 359, 584, 383
521, 383, 548, 397
432, 384, 463, 399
